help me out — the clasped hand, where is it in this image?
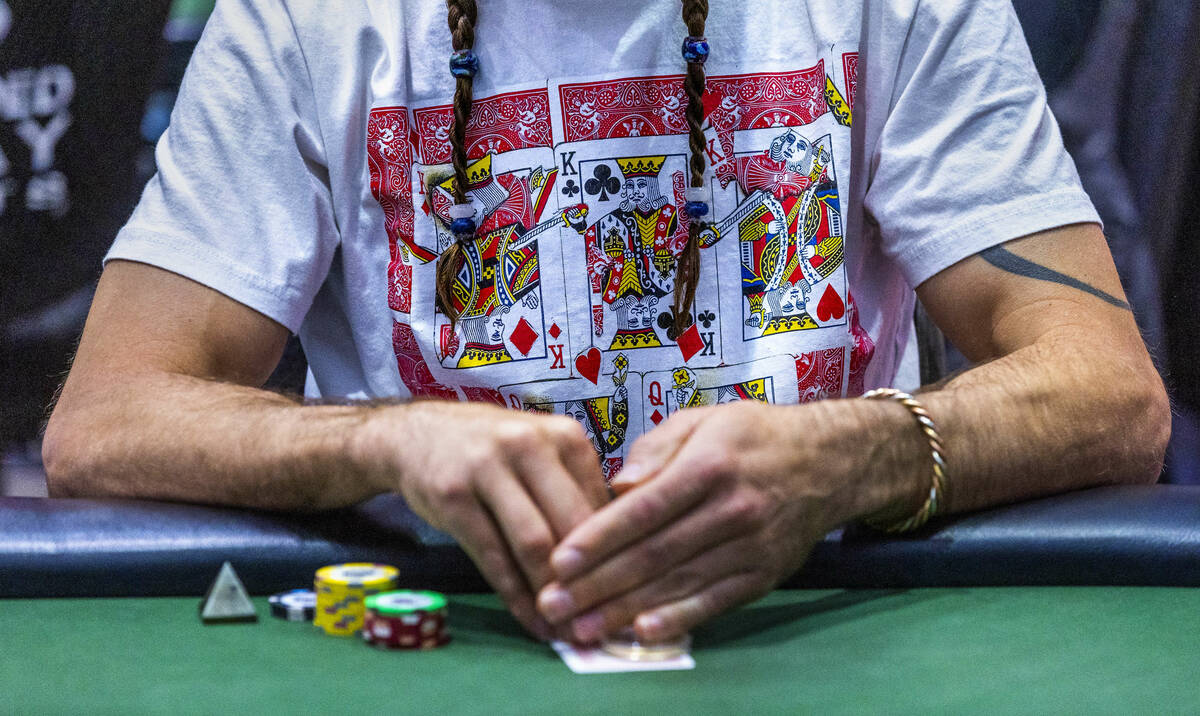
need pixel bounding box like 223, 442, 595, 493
536, 401, 844, 643
389, 400, 852, 644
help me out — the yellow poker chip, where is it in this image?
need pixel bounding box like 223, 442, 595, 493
315, 563, 399, 589
314, 604, 366, 636
313, 563, 400, 637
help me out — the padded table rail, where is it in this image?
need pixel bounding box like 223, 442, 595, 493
1, 485, 1198, 597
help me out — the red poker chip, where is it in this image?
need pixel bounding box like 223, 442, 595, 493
362, 609, 450, 650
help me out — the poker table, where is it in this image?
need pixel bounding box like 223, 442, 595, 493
3, 485, 1199, 713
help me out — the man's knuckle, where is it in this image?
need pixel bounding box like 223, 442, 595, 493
750, 572, 775, 594
696, 588, 724, 618
723, 490, 769, 530
554, 427, 590, 457
492, 574, 523, 603
515, 529, 554, 564
628, 432, 668, 463
458, 446, 495, 476
629, 493, 666, 524
706, 447, 738, 477
663, 567, 704, 601
477, 555, 518, 594
687, 452, 730, 487
432, 475, 473, 505
636, 539, 670, 573
623, 443, 649, 466
548, 416, 582, 441
570, 429, 596, 455
496, 421, 539, 452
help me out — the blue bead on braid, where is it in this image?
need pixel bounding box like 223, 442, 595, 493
682, 36, 709, 64
449, 49, 479, 78
449, 217, 476, 235
684, 201, 709, 218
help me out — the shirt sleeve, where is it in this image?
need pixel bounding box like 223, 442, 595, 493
862, 0, 1101, 289
105, 0, 338, 333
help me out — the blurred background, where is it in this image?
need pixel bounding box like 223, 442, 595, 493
2, 0, 1198, 497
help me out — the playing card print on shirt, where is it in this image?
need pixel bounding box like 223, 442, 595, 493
413, 88, 554, 166
366, 107, 422, 315
795, 346, 845, 404
552, 74, 722, 366
695, 64, 853, 364
703, 66, 834, 190
392, 320, 458, 400
702, 127, 845, 336
409, 88, 583, 387
501, 353, 641, 484
842, 52, 859, 111
570, 150, 719, 360
365, 45, 871, 452
845, 291, 875, 397
425, 154, 571, 370
642, 353, 800, 430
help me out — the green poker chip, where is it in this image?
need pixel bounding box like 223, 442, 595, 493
365, 590, 448, 615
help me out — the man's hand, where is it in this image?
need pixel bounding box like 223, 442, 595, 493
357, 401, 608, 640
533, 400, 911, 644
46, 261, 611, 641
531, 224, 1168, 644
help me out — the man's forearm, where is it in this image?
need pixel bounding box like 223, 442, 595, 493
43, 371, 388, 510
928, 333, 1168, 513
849, 326, 1169, 524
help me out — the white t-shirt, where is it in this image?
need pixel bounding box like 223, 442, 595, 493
108, 0, 1098, 479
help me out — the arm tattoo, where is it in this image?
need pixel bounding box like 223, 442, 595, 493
979, 246, 1132, 311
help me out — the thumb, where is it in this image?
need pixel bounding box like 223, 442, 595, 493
613, 408, 709, 495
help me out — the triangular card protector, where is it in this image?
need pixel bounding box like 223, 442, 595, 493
199, 561, 258, 623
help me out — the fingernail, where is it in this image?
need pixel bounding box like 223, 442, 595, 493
635, 613, 664, 641
614, 462, 652, 496
552, 547, 585, 579
614, 463, 645, 487
572, 611, 607, 644
538, 586, 575, 622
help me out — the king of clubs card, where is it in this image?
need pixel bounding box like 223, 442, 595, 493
582, 154, 683, 351
566, 150, 721, 368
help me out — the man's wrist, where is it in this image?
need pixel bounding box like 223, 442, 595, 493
797, 397, 933, 528
344, 402, 411, 496
853, 396, 939, 526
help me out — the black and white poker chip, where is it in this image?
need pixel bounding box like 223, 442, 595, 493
268, 589, 317, 622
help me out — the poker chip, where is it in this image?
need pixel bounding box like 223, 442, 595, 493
601, 627, 692, 662
315, 563, 399, 590
361, 590, 450, 650
268, 589, 316, 622
313, 563, 400, 637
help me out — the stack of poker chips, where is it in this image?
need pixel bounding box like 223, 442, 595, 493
313, 563, 400, 636
362, 591, 450, 650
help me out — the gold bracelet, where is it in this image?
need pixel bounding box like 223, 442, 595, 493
861, 388, 947, 533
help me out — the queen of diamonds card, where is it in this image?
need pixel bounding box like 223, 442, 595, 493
501, 353, 642, 483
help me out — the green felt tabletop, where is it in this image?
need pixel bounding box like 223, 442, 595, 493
3, 588, 1197, 715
